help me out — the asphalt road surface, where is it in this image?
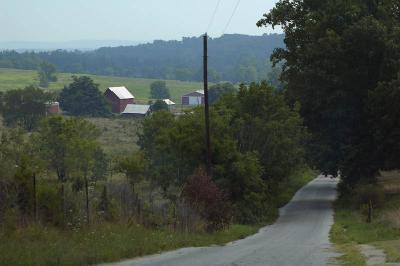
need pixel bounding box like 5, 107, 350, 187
106, 176, 339, 266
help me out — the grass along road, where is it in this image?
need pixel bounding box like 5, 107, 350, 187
0, 224, 258, 266
331, 171, 400, 265
0, 68, 203, 103
0, 168, 316, 266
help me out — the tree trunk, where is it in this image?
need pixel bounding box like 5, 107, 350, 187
60, 183, 66, 228
32, 173, 37, 222
367, 200, 373, 223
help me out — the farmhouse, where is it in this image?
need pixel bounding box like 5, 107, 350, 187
122, 104, 151, 117
181, 90, 204, 106
104, 86, 135, 113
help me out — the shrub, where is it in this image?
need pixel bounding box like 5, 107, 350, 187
354, 184, 385, 209
37, 184, 63, 226
182, 168, 232, 232
97, 186, 114, 222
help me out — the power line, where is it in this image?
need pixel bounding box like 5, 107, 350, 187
206, 0, 222, 33
221, 0, 241, 35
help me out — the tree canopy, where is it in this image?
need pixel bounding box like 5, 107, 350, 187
258, 0, 400, 187
209, 83, 236, 104
138, 82, 307, 223
36, 116, 102, 183
150, 81, 170, 99
151, 99, 169, 112
0, 86, 52, 131
38, 61, 57, 88
59, 76, 111, 117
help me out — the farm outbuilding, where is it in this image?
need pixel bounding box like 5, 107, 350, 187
122, 104, 151, 118
163, 99, 176, 109
104, 86, 135, 113
45, 101, 60, 115
181, 90, 204, 106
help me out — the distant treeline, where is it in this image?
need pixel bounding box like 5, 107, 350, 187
0, 34, 284, 83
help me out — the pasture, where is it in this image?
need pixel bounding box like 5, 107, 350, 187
0, 68, 202, 103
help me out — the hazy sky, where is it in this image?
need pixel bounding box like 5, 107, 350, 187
1, 0, 280, 42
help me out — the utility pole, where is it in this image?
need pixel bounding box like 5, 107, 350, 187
203, 33, 212, 176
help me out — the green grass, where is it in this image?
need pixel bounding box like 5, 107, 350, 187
0, 68, 202, 103
330, 171, 400, 265
0, 223, 257, 266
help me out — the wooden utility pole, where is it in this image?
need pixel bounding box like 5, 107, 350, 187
203, 33, 212, 176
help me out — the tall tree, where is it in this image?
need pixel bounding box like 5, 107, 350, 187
150, 81, 170, 99
37, 116, 101, 183
258, 0, 400, 187
59, 76, 111, 117
38, 61, 57, 88
37, 116, 102, 224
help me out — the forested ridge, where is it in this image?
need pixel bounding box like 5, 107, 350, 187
0, 34, 284, 83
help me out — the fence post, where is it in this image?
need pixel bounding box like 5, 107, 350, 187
32, 173, 37, 222
85, 177, 89, 225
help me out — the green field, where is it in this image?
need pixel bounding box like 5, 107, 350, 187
0, 68, 203, 103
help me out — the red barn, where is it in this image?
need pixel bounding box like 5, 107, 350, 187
181, 90, 204, 106
104, 86, 135, 113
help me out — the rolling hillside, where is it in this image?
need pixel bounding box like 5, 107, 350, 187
0, 68, 203, 103
0, 34, 284, 83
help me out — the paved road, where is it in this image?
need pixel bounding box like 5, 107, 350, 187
106, 176, 339, 266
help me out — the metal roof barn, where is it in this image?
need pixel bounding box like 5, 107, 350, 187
104, 86, 135, 113
108, 86, 135, 100
122, 104, 151, 117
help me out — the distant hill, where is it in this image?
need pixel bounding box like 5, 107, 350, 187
0, 40, 144, 52
0, 34, 284, 83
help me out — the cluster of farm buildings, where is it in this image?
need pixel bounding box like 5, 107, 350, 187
47, 86, 205, 116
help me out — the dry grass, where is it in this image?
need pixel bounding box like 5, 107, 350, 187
86, 117, 141, 158
383, 208, 400, 228
379, 171, 400, 194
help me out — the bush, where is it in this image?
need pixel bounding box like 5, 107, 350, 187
37, 184, 63, 226
354, 184, 385, 209
182, 168, 232, 232
97, 186, 114, 222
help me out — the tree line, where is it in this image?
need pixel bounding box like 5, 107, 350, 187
0, 34, 284, 83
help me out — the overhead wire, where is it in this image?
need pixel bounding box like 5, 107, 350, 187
206, 0, 222, 33
221, 0, 241, 35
